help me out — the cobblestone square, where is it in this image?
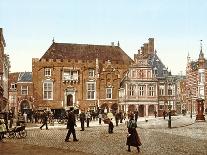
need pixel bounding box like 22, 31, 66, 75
1, 116, 207, 155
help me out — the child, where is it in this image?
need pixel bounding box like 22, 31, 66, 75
108, 118, 114, 134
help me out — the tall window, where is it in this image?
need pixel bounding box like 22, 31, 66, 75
43, 81, 53, 100
106, 88, 112, 99
88, 69, 95, 77
148, 86, 154, 96
87, 82, 96, 99
159, 85, 164, 95
168, 84, 173, 95
129, 85, 135, 96
21, 86, 28, 95
45, 68, 52, 76
139, 86, 144, 96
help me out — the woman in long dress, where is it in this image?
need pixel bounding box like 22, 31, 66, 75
126, 114, 142, 153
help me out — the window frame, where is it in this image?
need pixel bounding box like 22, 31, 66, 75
106, 88, 112, 99
21, 85, 28, 95
43, 81, 53, 100
45, 68, 52, 77
86, 82, 96, 100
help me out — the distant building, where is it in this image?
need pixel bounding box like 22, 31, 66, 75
32, 41, 132, 117
9, 72, 34, 115
0, 28, 10, 112
119, 38, 180, 117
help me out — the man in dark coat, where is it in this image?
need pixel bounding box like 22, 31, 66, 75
65, 107, 78, 142
79, 111, 86, 131
40, 110, 48, 130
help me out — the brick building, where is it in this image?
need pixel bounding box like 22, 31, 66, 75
0, 28, 10, 112
8, 72, 34, 115
186, 42, 207, 115
32, 41, 132, 116
119, 38, 180, 117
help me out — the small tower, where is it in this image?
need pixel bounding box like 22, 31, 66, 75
198, 40, 205, 69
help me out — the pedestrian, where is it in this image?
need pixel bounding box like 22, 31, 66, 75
115, 112, 119, 126
134, 109, 139, 123
98, 113, 102, 125
108, 118, 114, 134
126, 114, 142, 153
40, 110, 48, 130
65, 107, 78, 142
9, 110, 13, 128
3, 112, 9, 131
0, 118, 6, 142
154, 110, 157, 118
163, 110, 166, 120
86, 111, 90, 127
119, 111, 123, 123
79, 110, 86, 131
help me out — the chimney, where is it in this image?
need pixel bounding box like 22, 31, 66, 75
111, 42, 114, 47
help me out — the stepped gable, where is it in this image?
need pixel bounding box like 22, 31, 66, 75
40, 42, 133, 64
18, 72, 32, 82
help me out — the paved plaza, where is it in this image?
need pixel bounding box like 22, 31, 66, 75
1, 115, 207, 155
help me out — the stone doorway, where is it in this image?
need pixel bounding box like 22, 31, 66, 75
67, 94, 73, 106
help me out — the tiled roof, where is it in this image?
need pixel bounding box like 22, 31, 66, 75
148, 52, 170, 77
41, 42, 133, 64
18, 72, 32, 82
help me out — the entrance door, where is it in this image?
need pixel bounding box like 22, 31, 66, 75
67, 94, 73, 106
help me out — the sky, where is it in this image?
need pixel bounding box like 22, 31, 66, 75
1, 0, 207, 75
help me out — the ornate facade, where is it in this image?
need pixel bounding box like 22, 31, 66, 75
32, 41, 133, 116
119, 38, 179, 117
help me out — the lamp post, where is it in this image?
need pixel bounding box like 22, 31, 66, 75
168, 105, 172, 128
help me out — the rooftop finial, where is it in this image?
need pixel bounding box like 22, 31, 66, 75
200, 40, 203, 51
52, 37, 55, 43
199, 40, 204, 59
117, 41, 120, 47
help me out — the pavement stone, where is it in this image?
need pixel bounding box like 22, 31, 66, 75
2, 115, 207, 155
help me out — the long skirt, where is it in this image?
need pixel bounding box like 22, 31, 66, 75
126, 128, 142, 147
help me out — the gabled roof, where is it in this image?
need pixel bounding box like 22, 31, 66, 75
148, 52, 170, 77
18, 72, 32, 82
41, 42, 133, 64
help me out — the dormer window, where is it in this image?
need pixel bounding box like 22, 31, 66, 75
45, 68, 52, 77
11, 83, 17, 90
154, 67, 158, 75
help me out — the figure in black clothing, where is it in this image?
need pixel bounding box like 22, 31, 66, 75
40, 110, 48, 130
108, 119, 114, 134
3, 112, 9, 131
65, 107, 78, 142
79, 111, 86, 131
163, 110, 166, 120
134, 109, 138, 123
115, 112, 119, 126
